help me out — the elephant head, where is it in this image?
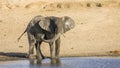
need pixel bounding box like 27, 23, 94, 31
62, 16, 75, 33
39, 16, 75, 43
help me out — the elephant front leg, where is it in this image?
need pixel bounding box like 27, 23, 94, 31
49, 42, 56, 64
55, 38, 61, 64
35, 42, 42, 64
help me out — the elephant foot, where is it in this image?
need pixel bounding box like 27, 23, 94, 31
29, 59, 34, 64
29, 55, 36, 64
36, 60, 42, 64
36, 55, 42, 64
56, 58, 61, 65
51, 58, 56, 65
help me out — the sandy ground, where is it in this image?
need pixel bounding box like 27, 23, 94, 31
0, 0, 120, 60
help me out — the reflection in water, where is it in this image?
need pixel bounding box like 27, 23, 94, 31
29, 63, 62, 68
0, 59, 62, 68
30, 58, 61, 65
50, 58, 61, 65
29, 58, 62, 68
0, 57, 120, 68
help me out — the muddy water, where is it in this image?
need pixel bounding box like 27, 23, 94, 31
0, 57, 120, 68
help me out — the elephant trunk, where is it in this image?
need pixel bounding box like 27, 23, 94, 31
41, 33, 61, 43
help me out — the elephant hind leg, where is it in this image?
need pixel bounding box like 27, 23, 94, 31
27, 33, 36, 64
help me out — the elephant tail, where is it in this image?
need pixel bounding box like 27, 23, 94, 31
17, 29, 26, 42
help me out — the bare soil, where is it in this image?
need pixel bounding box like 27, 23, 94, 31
0, 0, 120, 60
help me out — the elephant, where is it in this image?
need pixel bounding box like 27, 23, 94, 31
18, 15, 75, 64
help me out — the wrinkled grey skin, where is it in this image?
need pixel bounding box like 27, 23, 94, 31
18, 15, 75, 64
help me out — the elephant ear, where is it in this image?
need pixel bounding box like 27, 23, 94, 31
39, 19, 51, 32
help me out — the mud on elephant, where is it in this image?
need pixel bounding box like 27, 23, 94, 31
18, 15, 75, 64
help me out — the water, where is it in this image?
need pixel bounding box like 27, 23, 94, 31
0, 57, 120, 68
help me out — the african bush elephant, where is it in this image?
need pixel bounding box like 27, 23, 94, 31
18, 15, 75, 64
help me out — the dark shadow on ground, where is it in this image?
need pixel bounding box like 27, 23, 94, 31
0, 52, 51, 61
0, 51, 120, 61
0, 52, 28, 58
